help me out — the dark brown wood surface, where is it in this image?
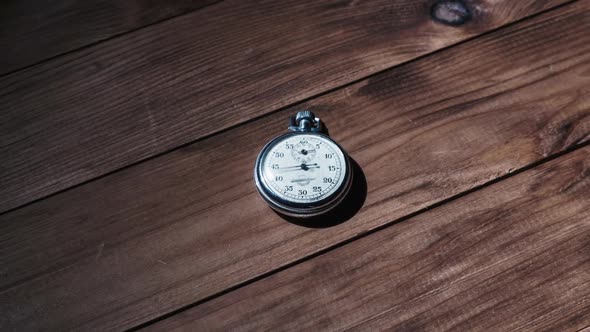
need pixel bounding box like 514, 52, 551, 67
147, 146, 590, 332
1, 2, 589, 330
0, 0, 218, 75
0, 0, 570, 213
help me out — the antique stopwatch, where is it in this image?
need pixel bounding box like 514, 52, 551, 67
254, 111, 353, 217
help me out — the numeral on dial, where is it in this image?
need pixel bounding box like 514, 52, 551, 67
263, 134, 344, 203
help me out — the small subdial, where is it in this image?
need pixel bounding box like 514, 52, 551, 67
290, 142, 317, 163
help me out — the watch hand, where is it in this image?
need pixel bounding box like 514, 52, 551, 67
280, 165, 304, 170
279, 163, 318, 170
296, 149, 316, 155
301, 164, 319, 171
277, 166, 320, 173
276, 164, 320, 172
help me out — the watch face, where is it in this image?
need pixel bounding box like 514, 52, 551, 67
258, 133, 347, 204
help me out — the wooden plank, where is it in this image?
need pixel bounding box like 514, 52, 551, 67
0, 0, 571, 213
1, 2, 590, 330
147, 146, 590, 332
0, 0, 218, 75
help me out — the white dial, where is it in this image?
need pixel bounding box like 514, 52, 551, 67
260, 134, 347, 203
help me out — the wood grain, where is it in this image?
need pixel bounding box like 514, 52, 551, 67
147, 146, 590, 332
0, 0, 570, 213
1, 3, 589, 330
0, 0, 217, 75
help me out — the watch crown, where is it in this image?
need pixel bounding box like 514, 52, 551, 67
296, 110, 315, 123
289, 111, 322, 132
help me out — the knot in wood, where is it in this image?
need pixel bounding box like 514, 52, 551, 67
431, 0, 472, 26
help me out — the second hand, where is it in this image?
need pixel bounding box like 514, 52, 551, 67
277, 163, 320, 172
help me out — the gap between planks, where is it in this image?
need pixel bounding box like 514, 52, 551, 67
147, 144, 590, 331
0, 0, 575, 213
0, 0, 223, 77
129, 141, 590, 331
1, 1, 589, 330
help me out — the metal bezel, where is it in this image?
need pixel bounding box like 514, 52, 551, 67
254, 132, 353, 218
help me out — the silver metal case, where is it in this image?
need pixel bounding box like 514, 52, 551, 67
254, 130, 353, 217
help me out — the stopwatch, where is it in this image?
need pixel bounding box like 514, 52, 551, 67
254, 111, 353, 217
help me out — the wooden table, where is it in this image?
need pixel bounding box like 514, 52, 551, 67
1, 0, 589, 330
